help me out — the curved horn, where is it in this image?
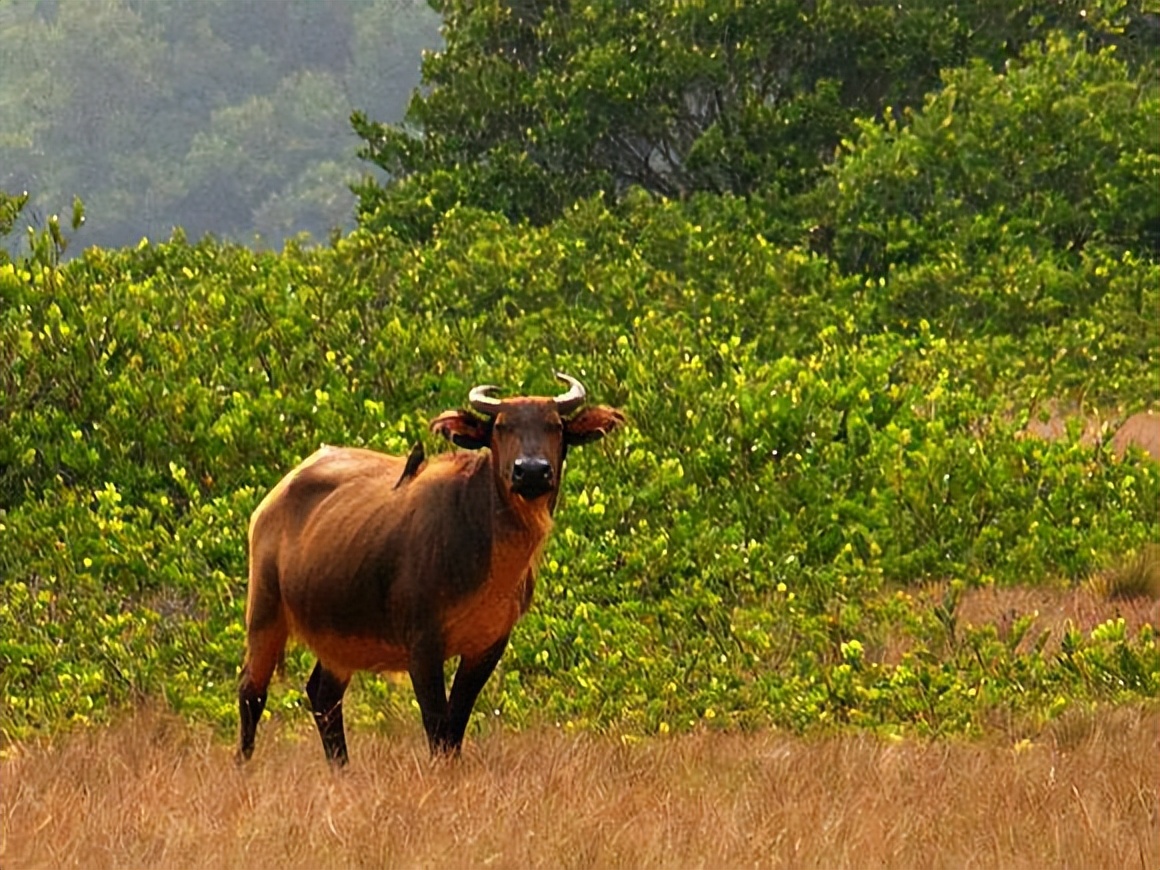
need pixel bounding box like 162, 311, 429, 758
553, 372, 587, 416
468, 384, 505, 416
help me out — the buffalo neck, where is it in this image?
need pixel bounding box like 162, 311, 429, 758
484, 455, 554, 559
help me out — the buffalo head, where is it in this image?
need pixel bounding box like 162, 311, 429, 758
430, 372, 625, 505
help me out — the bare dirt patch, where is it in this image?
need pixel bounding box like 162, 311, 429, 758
956, 583, 1160, 652
868, 578, 1160, 668
3, 708, 1157, 869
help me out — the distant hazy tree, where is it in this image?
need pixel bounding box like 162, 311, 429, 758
0, 0, 440, 250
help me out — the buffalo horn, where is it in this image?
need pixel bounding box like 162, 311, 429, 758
469, 384, 505, 416
553, 372, 587, 416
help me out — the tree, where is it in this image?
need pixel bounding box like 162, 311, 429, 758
811, 35, 1159, 333
353, 0, 1158, 240
820, 35, 1160, 277
178, 71, 355, 242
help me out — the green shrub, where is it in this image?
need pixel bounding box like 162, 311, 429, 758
2, 191, 1157, 742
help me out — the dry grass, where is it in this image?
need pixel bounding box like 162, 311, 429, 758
956, 582, 1160, 652
869, 579, 1160, 666
1088, 544, 1160, 603
3, 708, 1157, 870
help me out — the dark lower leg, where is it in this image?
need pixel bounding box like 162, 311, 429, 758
408, 641, 452, 755
237, 668, 268, 763
444, 634, 509, 753
237, 620, 288, 764
306, 662, 350, 766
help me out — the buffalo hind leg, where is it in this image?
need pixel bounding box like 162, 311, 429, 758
237, 666, 268, 764
307, 662, 350, 766
237, 618, 288, 763
444, 634, 510, 755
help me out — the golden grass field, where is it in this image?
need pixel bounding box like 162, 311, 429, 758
2, 704, 1157, 870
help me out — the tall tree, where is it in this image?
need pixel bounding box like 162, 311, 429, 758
353, 0, 1158, 240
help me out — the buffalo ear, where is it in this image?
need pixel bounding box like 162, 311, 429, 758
430, 409, 492, 450
564, 405, 626, 446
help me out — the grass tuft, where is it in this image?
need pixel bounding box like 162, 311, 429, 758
1088, 544, 1160, 602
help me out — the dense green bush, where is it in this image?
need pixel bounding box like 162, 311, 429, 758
815, 36, 1160, 328
2, 27, 1157, 745
2, 189, 1156, 742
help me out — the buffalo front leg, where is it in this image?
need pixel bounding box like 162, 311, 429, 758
444, 634, 510, 754
408, 635, 454, 756
306, 662, 350, 766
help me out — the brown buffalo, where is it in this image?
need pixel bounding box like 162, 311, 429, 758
237, 374, 624, 764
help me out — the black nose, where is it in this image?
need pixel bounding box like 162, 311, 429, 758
511, 458, 553, 497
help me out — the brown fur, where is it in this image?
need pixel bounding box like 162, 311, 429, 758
245, 447, 514, 680
238, 391, 625, 761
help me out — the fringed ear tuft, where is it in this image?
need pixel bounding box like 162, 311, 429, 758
430, 409, 492, 450
564, 405, 626, 446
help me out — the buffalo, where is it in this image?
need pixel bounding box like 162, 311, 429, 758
237, 373, 624, 764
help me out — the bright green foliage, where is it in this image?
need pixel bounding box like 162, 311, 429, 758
802, 35, 1160, 412
0, 192, 30, 243
1, 187, 1156, 742
821, 37, 1160, 288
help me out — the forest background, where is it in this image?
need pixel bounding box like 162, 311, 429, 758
0, 0, 441, 251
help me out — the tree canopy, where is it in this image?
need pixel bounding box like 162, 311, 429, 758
353, 0, 1159, 240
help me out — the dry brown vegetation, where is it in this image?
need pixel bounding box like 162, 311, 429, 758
956, 582, 1160, 651
865, 577, 1160, 668
3, 707, 1157, 870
